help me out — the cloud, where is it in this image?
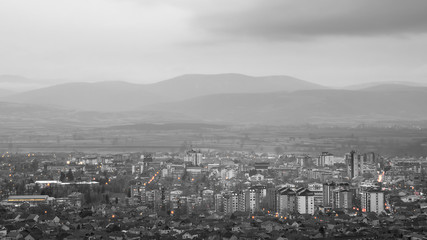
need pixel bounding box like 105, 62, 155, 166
193, 0, 427, 40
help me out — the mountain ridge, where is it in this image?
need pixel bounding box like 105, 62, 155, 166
1, 73, 326, 111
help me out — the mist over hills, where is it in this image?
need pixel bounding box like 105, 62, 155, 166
1, 73, 427, 127
345, 81, 427, 90
4, 81, 163, 111
1, 74, 324, 111
143, 88, 427, 124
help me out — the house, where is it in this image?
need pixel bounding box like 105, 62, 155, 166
26, 214, 39, 222
0, 227, 7, 237
24, 234, 36, 240
6, 232, 23, 240
250, 174, 264, 182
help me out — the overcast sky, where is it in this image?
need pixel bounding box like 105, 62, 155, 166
1, 0, 427, 89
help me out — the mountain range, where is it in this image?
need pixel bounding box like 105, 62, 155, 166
1, 73, 426, 126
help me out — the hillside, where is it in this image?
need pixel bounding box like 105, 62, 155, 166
3, 81, 163, 111
2, 74, 326, 111
146, 73, 326, 99
142, 88, 427, 124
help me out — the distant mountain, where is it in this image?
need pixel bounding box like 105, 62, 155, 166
2, 73, 325, 111
146, 73, 326, 99
358, 84, 427, 92
142, 89, 427, 124
3, 81, 163, 111
345, 81, 427, 90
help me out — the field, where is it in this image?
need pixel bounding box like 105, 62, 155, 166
1, 122, 426, 157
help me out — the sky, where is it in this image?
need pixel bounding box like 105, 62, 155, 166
1, 0, 427, 90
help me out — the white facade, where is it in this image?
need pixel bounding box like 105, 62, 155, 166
297, 195, 315, 215
220, 168, 236, 180
362, 190, 385, 214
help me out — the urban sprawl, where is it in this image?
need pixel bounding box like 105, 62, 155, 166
0, 149, 426, 240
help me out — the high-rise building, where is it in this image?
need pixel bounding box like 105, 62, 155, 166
318, 152, 334, 166
131, 164, 144, 174
332, 189, 353, 209
296, 188, 315, 215
323, 182, 350, 207
296, 155, 311, 167
223, 192, 239, 214
130, 184, 146, 203
214, 194, 223, 213
245, 188, 261, 213
275, 187, 315, 215
276, 187, 297, 214
266, 187, 277, 211
308, 183, 323, 207
346, 151, 364, 179
184, 150, 203, 166
238, 191, 246, 212
361, 188, 385, 214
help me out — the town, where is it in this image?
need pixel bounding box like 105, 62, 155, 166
0, 148, 426, 240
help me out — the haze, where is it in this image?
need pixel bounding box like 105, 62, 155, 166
1, 0, 427, 91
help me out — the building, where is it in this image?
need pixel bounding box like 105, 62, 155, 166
215, 194, 223, 213
250, 173, 264, 182
347, 151, 364, 179
296, 155, 311, 167
5, 195, 51, 206
323, 182, 350, 207
361, 188, 385, 214
254, 162, 269, 171
201, 189, 214, 209
184, 150, 203, 166
130, 184, 146, 203
245, 188, 262, 213
186, 167, 203, 177
220, 168, 236, 180
332, 189, 353, 209
223, 192, 239, 214
296, 188, 315, 215
238, 191, 246, 212
276, 187, 297, 214
308, 183, 323, 207
318, 152, 334, 166
131, 164, 144, 174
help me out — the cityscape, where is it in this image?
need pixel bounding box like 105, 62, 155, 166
1, 0, 427, 239
1, 148, 426, 239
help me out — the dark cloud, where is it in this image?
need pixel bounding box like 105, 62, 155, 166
196, 0, 427, 40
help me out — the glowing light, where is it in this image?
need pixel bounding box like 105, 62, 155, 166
362, 208, 366, 212
377, 171, 384, 183
112, 215, 115, 218
251, 216, 255, 219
